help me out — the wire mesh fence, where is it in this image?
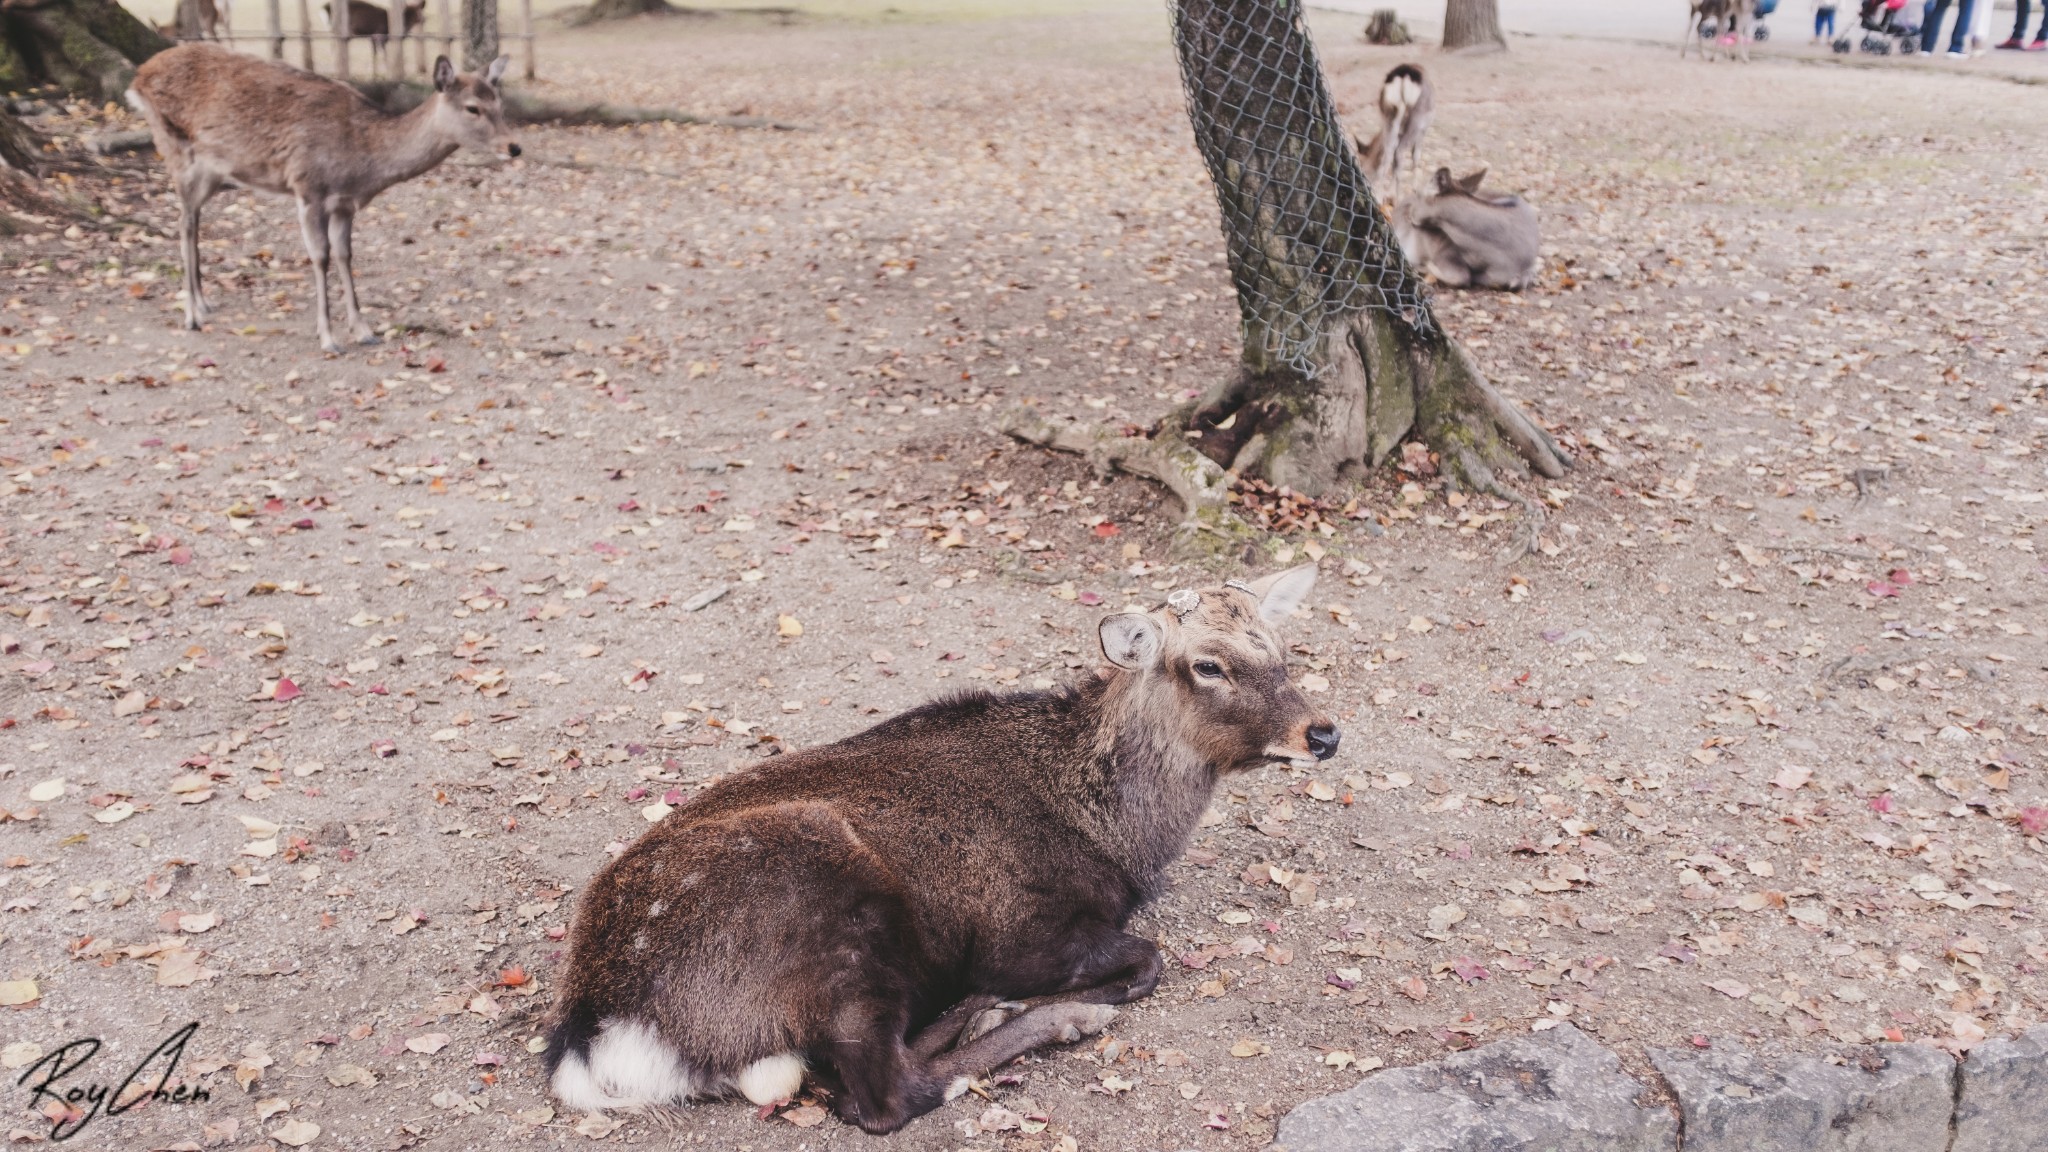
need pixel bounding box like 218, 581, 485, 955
1169, 0, 1432, 380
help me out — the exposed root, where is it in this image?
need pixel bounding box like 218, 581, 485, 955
1001, 408, 1230, 518
351, 80, 804, 130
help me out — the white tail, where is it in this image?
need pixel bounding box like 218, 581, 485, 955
1355, 63, 1434, 195
127, 44, 519, 353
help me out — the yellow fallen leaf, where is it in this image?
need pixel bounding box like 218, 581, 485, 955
177, 912, 220, 934
0, 980, 40, 1007
1229, 1038, 1270, 1058
238, 815, 280, 839
777, 615, 803, 638
93, 802, 135, 825
27, 778, 64, 803
271, 1118, 321, 1147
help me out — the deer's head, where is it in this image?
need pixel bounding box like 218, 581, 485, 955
431, 55, 520, 161
1097, 565, 1339, 773
1431, 167, 1489, 199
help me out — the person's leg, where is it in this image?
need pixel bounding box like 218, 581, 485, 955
1920, 0, 1949, 52
1948, 0, 1974, 51
2006, 0, 2028, 43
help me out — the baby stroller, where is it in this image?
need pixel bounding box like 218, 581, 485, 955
1752, 0, 1776, 40
1835, 0, 1919, 53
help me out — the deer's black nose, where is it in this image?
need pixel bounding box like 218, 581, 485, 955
1306, 723, 1341, 761
506, 142, 522, 159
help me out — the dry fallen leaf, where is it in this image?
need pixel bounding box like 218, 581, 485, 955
0, 980, 40, 1007
1228, 1038, 1270, 1058
782, 1104, 828, 1127
777, 614, 803, 638
574, 1113, 624, 1138
405, 1033, 451, 1055
271, 1119, 320, 1147
27, 778, 64, 803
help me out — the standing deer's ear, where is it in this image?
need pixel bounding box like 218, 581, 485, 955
485, 54, 510, 87
1099, 612, 1163, 671
432, 56, 455, 92
1433, 167, 1455, 194
1246, 564, 1317, 624
1456, 168, 1488, 194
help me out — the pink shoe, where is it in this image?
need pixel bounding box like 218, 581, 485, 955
1720, 33, 1739, 44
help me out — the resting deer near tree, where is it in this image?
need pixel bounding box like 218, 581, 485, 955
127, 44, 519, 353
1392, 167, 1541, 291
544, 567, 1340, 1133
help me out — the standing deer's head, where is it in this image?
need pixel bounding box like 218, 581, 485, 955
430, 55, 521, 161
1097, 565, 1339, 773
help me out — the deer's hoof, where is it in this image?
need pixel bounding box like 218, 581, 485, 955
320, 339, 343, 355
960, 1007, 1014, 1046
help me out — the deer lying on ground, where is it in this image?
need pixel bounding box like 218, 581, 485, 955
544, 568, 1340, 1133
1355, 62, 1433, 193
128, 44, 519, 353
321, 0, 427, 76
1393, 167, 1540, 291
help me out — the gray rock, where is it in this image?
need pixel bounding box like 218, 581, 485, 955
1275, 1023, 1675, 1152
1955, 1024, 2048, 1152
679, 584, 730, 613
1650, 1039, 1954, 1152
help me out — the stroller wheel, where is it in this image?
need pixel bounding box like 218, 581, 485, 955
1832, 35, 1852, 52
1754, 24, 1769, 40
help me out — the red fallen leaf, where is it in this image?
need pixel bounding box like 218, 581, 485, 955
1203, 1111, 1231, 1130
661, 788, 685, 805
1884, 1027, 1906, 1042
1889, 568, 1912, 585
1865, 580, 1899, 598
195, 357, 216, 369
1325, 971, 1356, 991
370, 740, 398, 757
617, 499, 641, 513
1077, 591, 1104, 606
2020, 807, 2048, 836
263, 498, 286, 514
1690, 1035, 1711, 1048
624, 787, 649, 802
1092, 522, 1119, 538
493, 966, 530, 988
1451, 956, 1490, 983
1396, 976, 1428, 1001
1869, 793, 1894, 814
473, 1051, 504, 1067
316, 407, 341, 421
1179, 951, 1212, 970
293, 518, 316, 530
427, 357, 448, 374
166, 546, 193, 566
271, 677, 301, 702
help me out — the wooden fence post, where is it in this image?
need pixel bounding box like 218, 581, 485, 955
437, 0, 454, 67
298, 0, 314, 68
268, 0, 284, 58
520, 0, 533, 79
389, 0, 410, 76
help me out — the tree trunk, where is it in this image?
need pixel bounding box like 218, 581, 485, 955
1007, 0, 1561, 554
1, 0, 171, 101
461, 0, 497, 69
1442, 0, 1506, 52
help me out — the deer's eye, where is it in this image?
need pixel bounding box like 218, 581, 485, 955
465, 105, 482, 115
1193, 660, 1225, 680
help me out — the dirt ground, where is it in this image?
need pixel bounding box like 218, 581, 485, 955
3, 3, 2048, 1149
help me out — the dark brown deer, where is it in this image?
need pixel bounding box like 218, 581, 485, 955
544, 567, 1339, 1133
322, 0, 426, 75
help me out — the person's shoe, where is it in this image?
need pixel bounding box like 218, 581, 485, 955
2027, 39, 2048, 50
1946, 48, 1969, 57
1997, 37, 2024, 48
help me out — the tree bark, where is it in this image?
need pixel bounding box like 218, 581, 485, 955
461, 0, 497, 69
1009, 0, 1561, 554
1442, 0, 1506, 52
1, 0, 171, 101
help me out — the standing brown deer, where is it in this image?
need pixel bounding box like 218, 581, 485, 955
1355, 62, 1434, 194
321, 0, 427, 76
544, 568, 1340, 1133
127, 44, 519, 353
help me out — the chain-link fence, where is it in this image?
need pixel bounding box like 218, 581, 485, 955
1170, 0, 1432, 380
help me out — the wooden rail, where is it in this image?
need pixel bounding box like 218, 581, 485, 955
165, 0, 539, 81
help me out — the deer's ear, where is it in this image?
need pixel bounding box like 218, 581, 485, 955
1248, 564, 1317, 624
432, 56, 455, 92
1432, 167, 1454, 193
1099, 612, 1163, 671
485, 55, 510, 86
1457, 168, 1487, 194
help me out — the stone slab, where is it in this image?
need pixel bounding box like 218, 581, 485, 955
1954, 1024, 2048, 1152
1275, 1022, 1676, 1152
1649, 1038, 1953, 1152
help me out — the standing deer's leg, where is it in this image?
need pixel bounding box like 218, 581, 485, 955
327, 205, 379, 344
175, 166, 224, 330
297, 196, 340, 353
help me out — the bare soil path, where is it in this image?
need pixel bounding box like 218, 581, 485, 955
2, 4, 2046, 1149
